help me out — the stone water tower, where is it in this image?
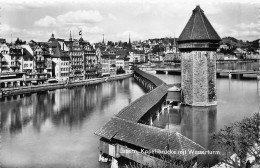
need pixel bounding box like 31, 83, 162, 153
178, 5, 221, 106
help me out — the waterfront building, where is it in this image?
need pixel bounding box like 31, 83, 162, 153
0, 42, 26, 87
129, 50, 146, 63
69, 40, 84, 80
95, 47, 103, 76
33, 44, 47, 74
101, 51, 116, 76
49, 35, 71, 81
9, 45, 23, 72
0, 42, 10, 72
20, 43, 49, 85
21, 44, 34, 74
83, 44, 99, 79
147, 52, 160, 62
115, 49, 129, 70
178, 5, 221, 106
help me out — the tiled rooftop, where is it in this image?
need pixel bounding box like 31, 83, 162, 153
116, 83, 168, 122
178, 5, 221, 42
95, 117, 205, 161
134, 67, 165, 87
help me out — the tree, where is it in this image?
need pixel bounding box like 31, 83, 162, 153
107, 41, 115, 47
152, 45, 160, 54
211, 113, 260, 168
122, 42, 128, 49
15, 38, 26, 45
116, 66, 125, 74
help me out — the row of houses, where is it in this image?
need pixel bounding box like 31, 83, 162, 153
0, 34, 132, 88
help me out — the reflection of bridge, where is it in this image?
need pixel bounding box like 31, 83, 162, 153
95, 68, 204, 167
155, 68, 258, 79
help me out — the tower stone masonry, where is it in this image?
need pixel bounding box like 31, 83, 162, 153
178, 5, 221, 106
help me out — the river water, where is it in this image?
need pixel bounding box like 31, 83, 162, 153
0, 68, 259, 167
0, 78, 146, 168
151, 72, 259, 165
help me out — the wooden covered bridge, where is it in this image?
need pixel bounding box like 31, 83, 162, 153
95, 68, 204, 167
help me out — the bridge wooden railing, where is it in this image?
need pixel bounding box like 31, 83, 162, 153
115, 68, 168, 122
133, 67, 165, 87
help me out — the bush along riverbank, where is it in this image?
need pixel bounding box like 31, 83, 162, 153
0, 73, 133, 97
211, 112, 260, 168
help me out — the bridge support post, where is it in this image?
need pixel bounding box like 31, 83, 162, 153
150, 117, 153, 125
111, 157, 118, 168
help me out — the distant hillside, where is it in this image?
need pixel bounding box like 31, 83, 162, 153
221, 37, 260, 50
221, 37, 248, 48
250, 39, 259, 49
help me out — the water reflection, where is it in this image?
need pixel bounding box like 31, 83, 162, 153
155, 60, 259, 71
153, 105, 217, 149
1, 80, 135, 134
1, 78, 146, 167
180, 105, 217, 149
217, 61, 259, 71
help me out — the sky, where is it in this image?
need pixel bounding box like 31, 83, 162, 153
0, 0, 259, 43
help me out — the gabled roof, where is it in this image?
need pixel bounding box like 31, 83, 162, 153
178, 5, 221, 42
101, 54, 116, 59
95, 117, 205, 161
116, 84, 168, 122
49, 39, 69, 58
22, 47, 34, 59
116, 49, 129, 57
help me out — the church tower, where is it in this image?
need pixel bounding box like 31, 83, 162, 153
69, 31, 72, 41
128, 33, 132, 51
178, 5, 221, 106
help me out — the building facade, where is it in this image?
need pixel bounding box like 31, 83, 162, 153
49, 36, 71, 81
83, 45, 99, 79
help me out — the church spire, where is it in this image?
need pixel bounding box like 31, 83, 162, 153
128, 33, 131, 45
128, 33, 132, 51
102, 34, 105, 44
69, 30, 72, 41
51, 32, 54, 39
173, 33, 176, 46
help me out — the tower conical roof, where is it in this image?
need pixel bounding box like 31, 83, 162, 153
178, 5, 221, 42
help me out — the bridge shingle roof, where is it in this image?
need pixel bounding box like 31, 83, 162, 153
116, 84, 168, 122
95, 117, 205, 161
